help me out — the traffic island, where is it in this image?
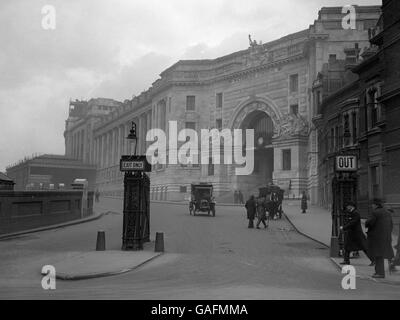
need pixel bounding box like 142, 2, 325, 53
45, 243, 162, 280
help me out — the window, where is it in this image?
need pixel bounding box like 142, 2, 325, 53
290, 104, 299, 115
282, 149, 291, 171
180, 186, 187, 193
185, 122, 196, 130
216, 119, 222, 130
351, 111, 358, 145
216, 93, 223, 109
371, 166, 380, 198
208, 157, 214, 176
343, 114, 350, 146
289, 74, 299, 93
186, 96, 195, 111
334, 126, 339, 150
367, 87, 380, 129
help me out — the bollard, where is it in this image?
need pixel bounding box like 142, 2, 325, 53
96, 230, 106, 251
154, 232, 164, 252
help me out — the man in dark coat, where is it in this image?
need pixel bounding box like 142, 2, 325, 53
339, 202, 373, 265
366, 198, 394, 278
301, 191, 308, 213
256, 197, 268, 229
245, 195, 256, 228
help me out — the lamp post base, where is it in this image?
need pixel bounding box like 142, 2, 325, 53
330, 236, 340, 257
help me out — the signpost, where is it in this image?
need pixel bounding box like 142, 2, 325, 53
335, 155, 357, 172
121, 122, 151, 251
120, 156, 151, 172
330, 154, 358, 257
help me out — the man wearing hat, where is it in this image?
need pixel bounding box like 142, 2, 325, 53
365, 198, 394, 278
339, 201, 373, 265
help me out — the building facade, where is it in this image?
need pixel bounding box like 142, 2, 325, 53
313, 0, 400, 216
62, 6, 381, 203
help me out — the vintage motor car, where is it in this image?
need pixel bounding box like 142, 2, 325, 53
189, 183, 216, 216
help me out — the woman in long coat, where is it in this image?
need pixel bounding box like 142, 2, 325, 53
245, 195, 256, 228
340, 203, 372, 265
366, 199, 394, 277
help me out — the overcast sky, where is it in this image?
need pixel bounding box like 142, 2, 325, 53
0, 0, 380, 172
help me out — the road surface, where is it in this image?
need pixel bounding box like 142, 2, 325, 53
0, 198, 398, 299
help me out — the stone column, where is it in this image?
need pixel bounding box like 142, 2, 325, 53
125, 122, 131, 155
108, 131, 113, 167
101, 134, 105, 168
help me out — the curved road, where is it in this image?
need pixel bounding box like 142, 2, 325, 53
0, 198, 398, 299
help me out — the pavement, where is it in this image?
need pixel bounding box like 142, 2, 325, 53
283, 200, 400, 285
0, 210, 106, 240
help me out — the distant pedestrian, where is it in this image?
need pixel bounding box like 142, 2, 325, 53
277, 189, 284, 219
256, 197, 268, 229
339, 202, 373, 265
95, 189, 100, 203
269, 192, 279, 220
238, 190, 244, 204
245, 195, 256, 229
301, 191, 308, 214
234, 190, 238, 204
390, 223, 400, 272
366, 198, 394, 278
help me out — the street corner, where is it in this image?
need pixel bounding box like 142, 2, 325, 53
42, 249, 163, 281
330, 257, 400, 286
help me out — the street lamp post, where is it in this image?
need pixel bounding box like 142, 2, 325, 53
121, 121, 151, 251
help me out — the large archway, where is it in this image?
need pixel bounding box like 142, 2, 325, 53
230, 100, 279, 199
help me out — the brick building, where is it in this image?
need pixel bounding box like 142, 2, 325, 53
313, 0, 400, 216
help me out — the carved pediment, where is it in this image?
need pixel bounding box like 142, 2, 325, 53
277, 113, 309, 138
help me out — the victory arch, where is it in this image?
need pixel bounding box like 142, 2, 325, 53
228, 97, 309, 198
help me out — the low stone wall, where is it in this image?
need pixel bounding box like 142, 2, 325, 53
0, 191, 94, 235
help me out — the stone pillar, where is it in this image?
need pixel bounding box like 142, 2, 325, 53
101, 134, 106, 168
76, 132, 80, 159
108, 131, 113, 167
71, 133, 75, 159
104, 133, 109, 168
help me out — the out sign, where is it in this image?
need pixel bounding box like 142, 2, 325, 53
335, 155, 357, 172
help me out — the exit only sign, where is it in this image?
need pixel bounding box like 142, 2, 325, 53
335, 155, 358, 172
120, 155, 151, 172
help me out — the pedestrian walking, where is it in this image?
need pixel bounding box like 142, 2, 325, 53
234, 190, 238, 204
390, 223, 400, 272
245, 195, 256, 229
238, 190, 244, 204
301, 191, 307, 214
277, 189, 284, 219
365, 198, 394, 278
256, 197, 268, 229
339, 202, 373, 265
95, 189, 100, 203
269, 192, 279, 220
